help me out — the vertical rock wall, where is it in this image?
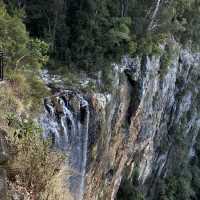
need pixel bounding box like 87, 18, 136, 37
84, 46, 200, 200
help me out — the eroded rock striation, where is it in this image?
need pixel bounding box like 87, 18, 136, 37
40, 43, 200, 200
84, 46, 200, 200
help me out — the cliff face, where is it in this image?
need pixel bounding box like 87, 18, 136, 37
0, 45, 198, 199
84, 45, 200, 199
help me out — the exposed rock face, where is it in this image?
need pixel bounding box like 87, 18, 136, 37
84, 46, 200, 200
0, 129, 9, 200
40, 43, 200, 200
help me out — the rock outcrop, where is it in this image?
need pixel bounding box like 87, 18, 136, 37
40, 42, 200, 200
84, 45, 200, 199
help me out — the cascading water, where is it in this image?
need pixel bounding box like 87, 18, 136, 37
40, 90, 90, 200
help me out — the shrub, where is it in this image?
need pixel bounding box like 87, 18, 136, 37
0, 83, 23, 126
6, 69, 30, 100
117, 167, 145, 200
5, 69, 50, 114
41, 168, 74, 200
25, 72, 50, 113
26, 38, 49, 69
7, 116, 65, 199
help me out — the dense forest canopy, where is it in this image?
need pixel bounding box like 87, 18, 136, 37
3, 0, 200, 71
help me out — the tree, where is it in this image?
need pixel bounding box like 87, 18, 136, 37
0, 2, 28, 66
7, 115, 65, 198
4, 0, 200, 71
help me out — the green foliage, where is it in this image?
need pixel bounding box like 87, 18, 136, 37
160, 53, 171, 77
3, 0, 199, 73
5, 69, 50, 115
7, 115, 65, 198
137, 34, 165, 56
155, 124, 200, 200
4, 0, 136, 71
0, 1, 200, 199
117, 167, 145, 200
0, 1, 49, 70
109, 17, 131, 42
179, 0, 200, 50
25, 72, 50, 112
0, 82, 23, 125
0, 2, 28, 66
158, 174, 194, 200
27, 38, 49, 69
159, 40, 179, 78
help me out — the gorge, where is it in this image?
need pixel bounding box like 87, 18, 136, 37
37, 42, 200, 200
0, 1, 200, 199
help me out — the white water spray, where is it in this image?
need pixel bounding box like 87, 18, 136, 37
40, 92, 90, 200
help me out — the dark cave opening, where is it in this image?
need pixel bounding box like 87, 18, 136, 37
124, 70, 141, 125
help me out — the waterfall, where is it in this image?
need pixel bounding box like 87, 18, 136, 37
40, 91, 90, 200
79, 98, 89, 200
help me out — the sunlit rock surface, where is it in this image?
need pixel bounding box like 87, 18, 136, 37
84, 48, 200, 200
40, 45, 200, 200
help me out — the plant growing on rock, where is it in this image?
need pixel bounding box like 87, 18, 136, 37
7, 115, 65, 199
